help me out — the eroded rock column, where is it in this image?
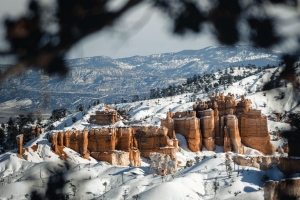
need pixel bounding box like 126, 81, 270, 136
50, 132, 58, 154
82, 130, 89, 159
199, 109, 215, 151
16, 134, 24, 155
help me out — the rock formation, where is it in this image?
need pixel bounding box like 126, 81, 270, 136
49, 125, 179, 166
221, 114, 244, 154
16, 134, 24, 155
192, 93, 274, 155
90, 108, 119, 125
162, 111, 202, 152
132, 126, 177, 158
264, 178, 300, 200
232, 154, 300, 175
198, 109, 215, 151
46, 93, 276, 168
149, 152, 177, 175
91, 151, 131, 166
238, 110, 275, 155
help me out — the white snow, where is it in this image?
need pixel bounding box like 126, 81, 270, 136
0, 64, 299, 199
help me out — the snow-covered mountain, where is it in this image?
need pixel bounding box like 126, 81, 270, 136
0, 46, 282, 111
0, 64, 299, 199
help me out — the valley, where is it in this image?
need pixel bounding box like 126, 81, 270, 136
0, 46, 299, 200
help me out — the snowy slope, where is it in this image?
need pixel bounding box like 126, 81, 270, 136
0, 46, 283, 111
0, 64, 299, 200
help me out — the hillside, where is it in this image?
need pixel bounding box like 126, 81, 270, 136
0, 64, 299, 199
0, 46, 282, 112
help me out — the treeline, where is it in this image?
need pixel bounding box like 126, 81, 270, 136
0, 113, 37, 153
149, 65, 273, 99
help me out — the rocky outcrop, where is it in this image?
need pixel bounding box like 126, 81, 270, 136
198, 109, 215, 151
238, 110, 275, 155
236, 95, 252, 114
88, 128, 118, 152
221, 114, 244, 154
173, 116, 202, 152
51, 128, 141, 166
91, 151, 131, 166
264, 178, 300, 200
132, 126, 177, 159
149, 152, 177, 175
160, 118, 175, 139
50, 125, 179, 166
90, 109, 119, 125
129, 148, 141, 167
50, 132, 58, 154
207, 93, 239, 116
16, 134, 24, 155
233, 155, 300, 175
161, 111, 201, 152
192, 93, 274, 155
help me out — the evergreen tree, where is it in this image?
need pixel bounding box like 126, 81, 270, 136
0, 128, 5, 146
6, 118, 19, 149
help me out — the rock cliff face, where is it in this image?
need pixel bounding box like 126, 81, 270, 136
173, 116, 202, 152
49, 125, 178, 166
46, 93, 276, 167
91, 151, 131, 166
198, 109, 215, 151
50, 128, 141, 166
221, 114, 244, 154
161, 111, 201, 152
90, 108, 119, 125
192, 93, 274, 155
131, 126, 177, 158
264, 178, 300, 200
238, 110, 275, 155
149, 152, 177, 175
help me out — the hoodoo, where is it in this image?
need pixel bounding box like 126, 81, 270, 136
45, 93, 275, 168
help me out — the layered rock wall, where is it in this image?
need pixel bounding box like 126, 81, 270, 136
239, 110, 275, 155
90, 110, 119, 125
198, 110, 215, 150
173, 117, 202, 152
236, 96, 251, 114
132, 126, 176, 158
160, 118, 175, 139
50, 126, 178, 166
88, 128, 118, 152
116, 127, 134, 151
221, 115, 244, 154
191, 93, 274, 155
91, 151, 131, 166
264, 179, 300, 200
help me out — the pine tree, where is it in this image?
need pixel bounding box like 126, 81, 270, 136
6, 118, 18, 149
0, 128, 5, 146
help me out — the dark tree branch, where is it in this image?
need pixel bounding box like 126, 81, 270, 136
0, 0, 143, 83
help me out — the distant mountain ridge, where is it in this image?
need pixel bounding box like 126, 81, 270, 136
0, 46, 282, 110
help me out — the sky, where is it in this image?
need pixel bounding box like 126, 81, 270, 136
0, 0, 217, 60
